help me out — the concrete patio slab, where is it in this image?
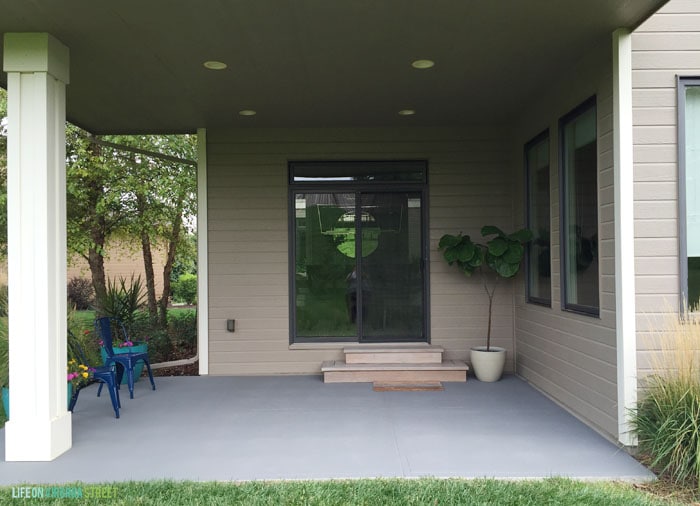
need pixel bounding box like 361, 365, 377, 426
0, 375, 654, 484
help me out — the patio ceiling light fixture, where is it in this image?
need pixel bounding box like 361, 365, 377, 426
239, 109, 257, 116
203, 60, 227, 70
398, 109, 416, 116
411, 59, 434, 69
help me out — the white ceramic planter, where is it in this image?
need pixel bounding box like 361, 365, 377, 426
470, 346, 506, 382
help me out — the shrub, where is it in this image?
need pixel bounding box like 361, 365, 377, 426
631, 305, 700, 488
172, 273, 197, 305
95, 275, 146, 330
67, 277, 94, 310
67, 308, 102, 367
129, 314, 172, 363
169, 309, 197, 348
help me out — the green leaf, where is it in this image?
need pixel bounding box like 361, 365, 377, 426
487, 237, 508, 256
467, 247, 484, 268
456, 241, 476, 262
438, 234, 461, 250
487, 255, 520, 278
443, 248, 459, 264
503, 242, 524, 263
508, 228, 534, 243
460, 264, 476, 276
496, 262, 520, 278
481, 225, 505, 238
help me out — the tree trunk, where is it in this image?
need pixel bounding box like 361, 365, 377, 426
136, 194, 158, 320
88, 246, 107, 309
157, 207, 183, 329
84, 140, 108, 311
141, 230, 158, 320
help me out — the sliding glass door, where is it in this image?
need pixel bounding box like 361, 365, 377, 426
290, 161, 427, 343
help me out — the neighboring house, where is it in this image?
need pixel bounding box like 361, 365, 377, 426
1, 0, 696, 461
67, 239, 169, 298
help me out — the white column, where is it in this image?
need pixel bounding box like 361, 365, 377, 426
3, 33, 71, 461
197, 129, 209, 375
613, 28, 637, 447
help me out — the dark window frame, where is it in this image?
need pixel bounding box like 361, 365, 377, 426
559, 96, 600, 317
524, 129, 552, 307
288, 160, 430, 344
678, 77, 700, 312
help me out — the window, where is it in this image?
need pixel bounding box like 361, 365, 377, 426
679, 78, 700, 309
289, 161, 428, 343
560, 97, 599, 315
525, 130, 551, 305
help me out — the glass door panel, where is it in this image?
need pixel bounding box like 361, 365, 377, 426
294, 193, 357, 338
359, 192, 425, 341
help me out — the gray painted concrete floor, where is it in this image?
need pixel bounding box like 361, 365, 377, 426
0, 375, 654, 484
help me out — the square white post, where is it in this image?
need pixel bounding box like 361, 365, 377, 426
196, 128, 209, 375
613, 28, 637, 447
3, 33, 71, 461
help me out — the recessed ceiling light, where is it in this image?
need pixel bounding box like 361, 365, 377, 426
239, 109, 257, 116
203, 61, 227, 70
398, 109, 416, 116
411, 59, 434, 69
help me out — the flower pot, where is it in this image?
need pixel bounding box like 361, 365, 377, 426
470, 346, 506, 382
2, 384, 72, 420
100, 343, 148, 384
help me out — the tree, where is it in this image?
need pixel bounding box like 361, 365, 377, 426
1, 88, 196, 329
66, 127, 128, 303
94, 134, 197, 327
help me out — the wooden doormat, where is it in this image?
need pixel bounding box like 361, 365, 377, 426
372, 382, 444, 392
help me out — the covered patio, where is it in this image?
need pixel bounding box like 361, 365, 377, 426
0, 376, 652, 483
1, 0, 670, 462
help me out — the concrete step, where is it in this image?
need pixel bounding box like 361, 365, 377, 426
344, 344, 444, 364
321, 359, 468, 384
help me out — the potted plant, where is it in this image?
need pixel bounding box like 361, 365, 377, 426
94, 275, 150, 383
438, 225, 532, 382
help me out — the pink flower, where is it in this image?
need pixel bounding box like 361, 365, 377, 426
98, 340, 104, 346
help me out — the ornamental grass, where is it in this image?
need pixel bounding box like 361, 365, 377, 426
632, 302, 700, 489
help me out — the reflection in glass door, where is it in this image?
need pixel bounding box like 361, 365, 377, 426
294, 193, 357, 338
360, 192, 424, 341
293, 191, 426, 342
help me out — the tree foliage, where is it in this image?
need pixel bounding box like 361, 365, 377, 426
0, 87, 197, 330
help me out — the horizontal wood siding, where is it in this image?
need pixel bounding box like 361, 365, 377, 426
632, 0, 700, 379
206, 128, 514, 375
513, 40, 619, 439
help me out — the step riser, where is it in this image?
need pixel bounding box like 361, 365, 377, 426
345, 352, 442, 364
324, 370, 466, 383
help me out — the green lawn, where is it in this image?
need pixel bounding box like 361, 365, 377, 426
0, 478, 683, 505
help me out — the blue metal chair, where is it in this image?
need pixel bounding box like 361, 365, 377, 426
94, 316, 156, 399
67, 331, 121, 418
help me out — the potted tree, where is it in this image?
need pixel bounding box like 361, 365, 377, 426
438, 226, 532, 382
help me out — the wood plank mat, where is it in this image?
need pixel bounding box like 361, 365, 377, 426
372, 382, 444, 392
